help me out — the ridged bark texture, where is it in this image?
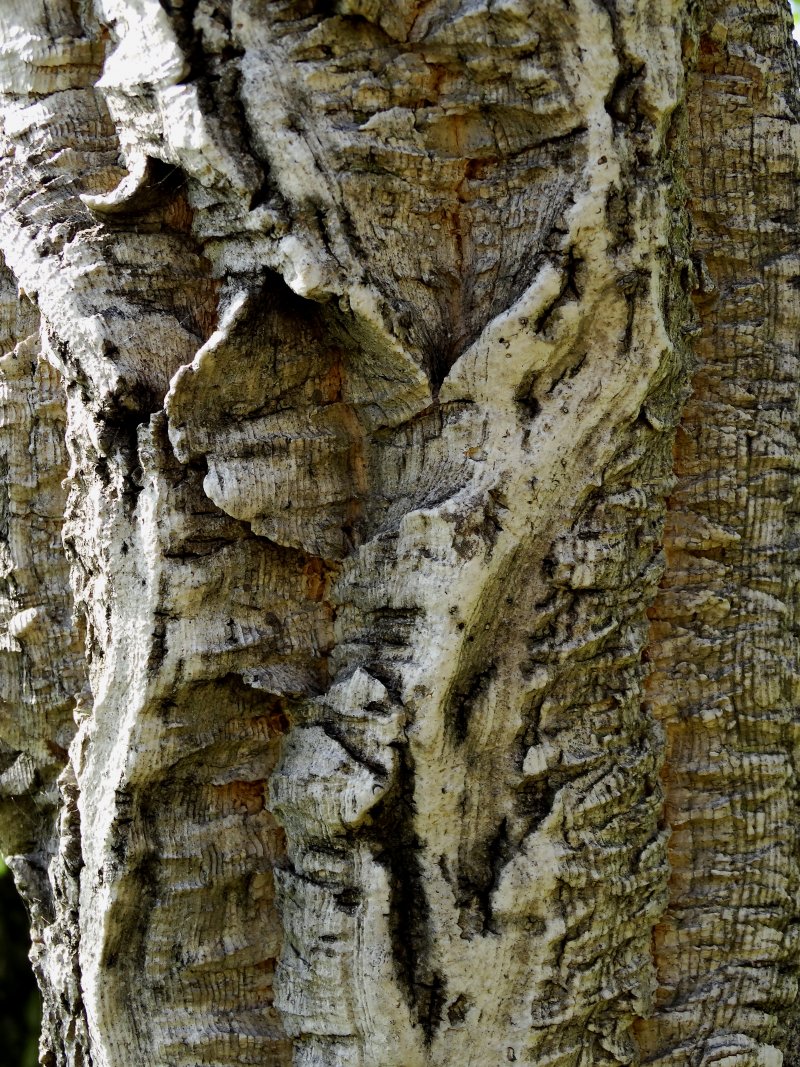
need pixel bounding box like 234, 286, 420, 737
641, 5, 800, 1065
0, 1, 797, 1066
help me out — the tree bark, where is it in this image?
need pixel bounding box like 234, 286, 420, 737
0, 1, 797, 1064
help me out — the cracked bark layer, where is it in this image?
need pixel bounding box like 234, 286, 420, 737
0, 1, 798, 1065
638, 5, 800, 1066
0, 252, 92, 1067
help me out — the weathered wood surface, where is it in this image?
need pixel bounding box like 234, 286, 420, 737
640, 6, 800, 1065
0, 1, 797, 1065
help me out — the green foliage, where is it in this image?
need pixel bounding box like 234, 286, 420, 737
0, 858, 41, 1066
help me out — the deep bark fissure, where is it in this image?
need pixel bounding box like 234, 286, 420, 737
1, 0, 800, 1065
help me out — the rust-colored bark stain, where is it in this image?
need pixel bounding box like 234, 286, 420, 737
303, 558, 332, 603
209, 779, 267, 815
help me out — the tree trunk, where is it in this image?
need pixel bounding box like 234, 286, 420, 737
0, 0, 797, 1064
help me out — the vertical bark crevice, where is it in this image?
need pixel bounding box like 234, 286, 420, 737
12, 0, 798, 1064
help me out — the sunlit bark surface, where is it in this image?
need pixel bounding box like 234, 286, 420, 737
0, 1, 798, 1065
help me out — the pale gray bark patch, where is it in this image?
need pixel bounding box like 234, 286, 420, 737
0, 254, 92, 1067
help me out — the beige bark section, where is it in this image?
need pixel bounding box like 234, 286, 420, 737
638, 4, 800, 1065
0, 0, 687, 1063
0, 253, 91, 1066
1, 1, 798, 1066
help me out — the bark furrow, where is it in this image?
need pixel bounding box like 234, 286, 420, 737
640, 5, 800, 1065
0, 1, 798, 1065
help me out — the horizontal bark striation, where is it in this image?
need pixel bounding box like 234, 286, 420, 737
639, 4, 800, 1065
0, 0, 693, 1062
0, 254, 92, 1067
234, 0, 587, 376
0, 262, 73, 854
246, 2, 693, 1064
0, 4, 294, 1064
13, 0, 794, 1064
66, 416, 309, 1066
